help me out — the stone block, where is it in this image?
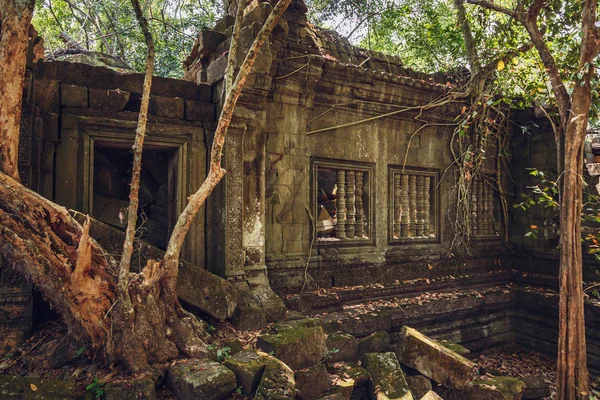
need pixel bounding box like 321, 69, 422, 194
222, 350, 268, 395
178, 261, 239, 321
437, 340, 471, 356
326, 332, 358, 362
214, 15, 236, 33
242, 2, 273, 26
406, 375, 432, 399
0, 375, 76, 399
521, 375, 551, 399
231, 295, 268, 330
440, 376, 526, 400
104, 378, 156, 400
254, 355, 296, 400
89, 88, 130, 110
363, 352, 413, 400
186, 100, 215, 121
295, 363, 331, 399
357, 330, 391, 360
395, 326, 474, 388
196, 29, 227, 57
150, 95, 184, 119
60, 84, 88, 107
420, 391, 443, 400
207, 55, 228, 84
257, 326, 327, 370
166, 360, 236, 400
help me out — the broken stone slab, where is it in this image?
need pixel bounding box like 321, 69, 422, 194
251, 284, 288, 323
195, 29, 227, 58
326, 331, 358, 362
257, 325, 327, 371
166, 360, 236, 400
363, 352, 413, 400
396, 326, 474, 388
420, 391, 443, 400
0, 375, 76, 399
254, 355, 296, 400
440, 376, 526, 400
295, 363, 331, 399
357, 330, 391, 361
521, 375, 551, 399
104, 377, 156, 400
71, 212, 239, 321
231, 292, 268, 330
406, 374, 433, 399
437, 340, 470, 357
222, 350, 268, 395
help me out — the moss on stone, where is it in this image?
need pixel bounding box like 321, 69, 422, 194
437, 341, 470, 356
363, 352, 412, 400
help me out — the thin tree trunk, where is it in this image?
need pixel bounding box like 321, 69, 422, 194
0, 0, 35, 180
117, 0, 155, 321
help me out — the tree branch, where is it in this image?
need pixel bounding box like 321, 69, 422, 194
463, 0, 519, 19
225, 0, 245, 93
118, 0, 155, 310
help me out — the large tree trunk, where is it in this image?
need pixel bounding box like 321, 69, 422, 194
0, 0, 35, 180
556, 68, 594, 400
0, 0, 293, 377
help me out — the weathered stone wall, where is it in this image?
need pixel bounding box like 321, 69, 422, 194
260, 6, 506, 294
31, 60, 213, 266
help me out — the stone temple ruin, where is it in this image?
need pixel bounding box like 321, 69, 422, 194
1, 0, 600, 398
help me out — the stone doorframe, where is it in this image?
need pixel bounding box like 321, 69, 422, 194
55, 113, 207, 267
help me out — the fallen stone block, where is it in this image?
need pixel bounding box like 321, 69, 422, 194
254, 356, 296, 400
440, 376, 526, 400
0, 375, 76, 399
222, 350, 268, 396
420, 390, 443, 400
363, 352, 413, 400
357, 330, 391, 360
296, 363, 331, 399
104, 377, 155, 400
257, 326, 327, 370
437, 340, 470, 357
327, 332, 358, 362
396, 326, 474, 388
166, 360, 236, 400
521, 375, 551, 399
406, 374, 432, 399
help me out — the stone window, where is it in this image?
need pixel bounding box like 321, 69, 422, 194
313, 159, 374, 244
470, 175, 500, 238
389, 167, 439, 243
92, 144, 176, 250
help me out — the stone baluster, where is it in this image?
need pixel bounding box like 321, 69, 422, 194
416, 176, 425, 236
423, 176, 431, 236
355, 171, 364, 238
409, 175, 417, 236
485, 181, 494, 235
471, 179, 479, 236
346, 170, 356, 239
400, 174, 410, 237
336, 170, 346, 239
478, 179, 486, 235
393, 174, 401, 238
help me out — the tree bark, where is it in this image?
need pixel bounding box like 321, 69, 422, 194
0, 0, 35, 180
